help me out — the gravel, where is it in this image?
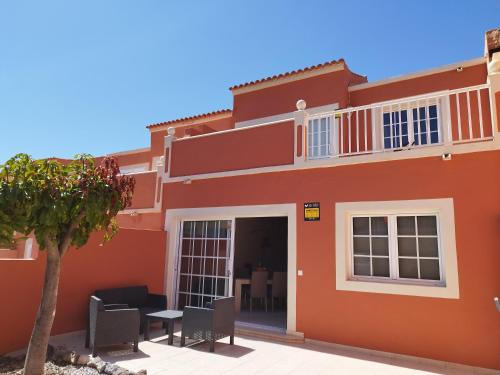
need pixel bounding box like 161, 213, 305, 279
0, 355, 101, 375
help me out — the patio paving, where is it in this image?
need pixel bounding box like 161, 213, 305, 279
47, 326, 496, 375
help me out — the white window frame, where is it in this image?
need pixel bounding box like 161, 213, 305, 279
307, 116, 333, 159
382, 100, 442, 150
350, 214, 444, 286
336, 199, 459, 299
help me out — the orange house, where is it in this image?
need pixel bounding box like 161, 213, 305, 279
112, 29, 500, 370
3, 29, 500, 371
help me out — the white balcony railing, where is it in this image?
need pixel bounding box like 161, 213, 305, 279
305, 84, 494, 160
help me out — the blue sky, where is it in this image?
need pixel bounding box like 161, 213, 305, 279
0, 1, 498, 162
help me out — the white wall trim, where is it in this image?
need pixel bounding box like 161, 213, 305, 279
148, 112, 233, 133
119, 163, 150, 174
164, 204, 298, 333
349, 57, 485, 92
108, 147, 150, 156
335, 199, 459, 299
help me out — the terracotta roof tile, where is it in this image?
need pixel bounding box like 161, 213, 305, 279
146, 109, 232, 129
229, 58, 345, 90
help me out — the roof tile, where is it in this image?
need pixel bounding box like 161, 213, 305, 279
228, 58, 345, 90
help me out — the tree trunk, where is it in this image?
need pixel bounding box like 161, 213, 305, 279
24, 243, 61, 375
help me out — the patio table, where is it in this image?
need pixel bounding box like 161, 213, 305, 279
144, 310, 183, 345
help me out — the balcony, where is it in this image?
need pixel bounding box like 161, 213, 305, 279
164, 84, 497, 179
304, 84, 494, 161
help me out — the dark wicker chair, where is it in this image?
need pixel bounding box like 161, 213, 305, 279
85, 285, 167, 348
180, 296, 235, 352
94, 285, 166, 332
86, 296, 140, 356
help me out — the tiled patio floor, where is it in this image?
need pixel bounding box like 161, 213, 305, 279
47, 327, 496, 375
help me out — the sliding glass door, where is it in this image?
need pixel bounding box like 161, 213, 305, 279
175, 220, 234, 309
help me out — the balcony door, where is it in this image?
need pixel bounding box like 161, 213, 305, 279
175, 220, 234, 309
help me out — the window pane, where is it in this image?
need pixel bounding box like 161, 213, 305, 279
353, 237, 370, 255
430, 131, 438, 144
384, 125, 391, 137
353, 217, 369, 235
194, 222, 204, 237
430, 118, 438, 132
384, 137, 392, 149
398, 237, 417, 257
397, 216, 416, 235
320, 130, 327, 144
371, 217, 388, 235
320, 117, 327, 132
383, 113, 390, 125
372, 258, 390, 277
206, 221, 217, 238
372, 237, 389, 256
399, 258, 418, 279
420, 259, 440, 280
420, 132, 427, 145
183, 222, 193, 237
417, 216, 437, 235
320, 145, 327, 156
418, 237, 439, 257
429, 105, 437, 118
353, 257, 370, 276
419, 107, 426, 119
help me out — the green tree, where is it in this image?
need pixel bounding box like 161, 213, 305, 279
0, 154, 135, 375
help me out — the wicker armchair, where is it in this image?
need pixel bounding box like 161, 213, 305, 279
86, 296, 140, 356
180, 296, 235, 352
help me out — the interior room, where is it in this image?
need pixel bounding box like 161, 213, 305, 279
233, 216, 288, 332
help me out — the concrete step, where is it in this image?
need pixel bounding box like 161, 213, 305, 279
235, 326, 304, 344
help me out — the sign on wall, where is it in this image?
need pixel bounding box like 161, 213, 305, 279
304, 202, 320, 221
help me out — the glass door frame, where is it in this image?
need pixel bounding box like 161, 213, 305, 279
172, 218, 236, 309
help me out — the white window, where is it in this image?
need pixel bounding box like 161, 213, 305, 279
335, 199, 459, 299
383, 104, 441, 149
308, 117, 331, 159
351, 214, 442, 282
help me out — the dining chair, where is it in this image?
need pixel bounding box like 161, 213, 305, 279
271, 272, 286, 312
249, 270, 268, 312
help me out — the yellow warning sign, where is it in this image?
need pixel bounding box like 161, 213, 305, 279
304, 202, 320, 221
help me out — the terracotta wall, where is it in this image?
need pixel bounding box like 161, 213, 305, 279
128, 171, 158, 209
232, 68, 363, 123
114, 150, 152, 169
349, 63, 487, 106
169, 121, 295, 177
150, 116, 234, 157
163, 150, 500, 370
0, 228, 166, 355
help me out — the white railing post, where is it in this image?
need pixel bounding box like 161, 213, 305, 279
332, 113, 339, 156
442, 95, 453, 145
487, 55, 500, 138
294, 100, 308, 166
154, 156, 165, 210
163, 127, 176, 180
371, 108, 378, 151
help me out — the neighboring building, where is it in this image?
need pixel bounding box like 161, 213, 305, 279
63, 30, 500, 369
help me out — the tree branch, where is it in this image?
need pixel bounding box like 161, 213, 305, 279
58, 211, 85, 257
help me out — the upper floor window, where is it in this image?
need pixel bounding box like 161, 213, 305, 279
351, 214, 442, 282
308, 117, 331, 159
383, 104, 440, 150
